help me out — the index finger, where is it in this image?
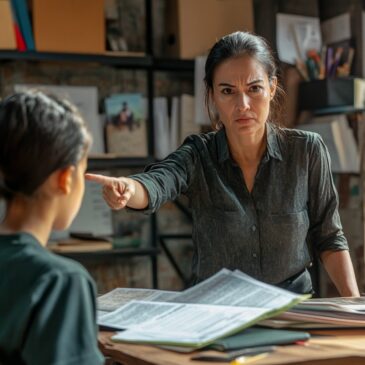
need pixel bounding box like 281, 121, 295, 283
85, 173, 114, 186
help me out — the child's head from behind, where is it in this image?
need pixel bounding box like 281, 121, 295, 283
0, 90, 91, 230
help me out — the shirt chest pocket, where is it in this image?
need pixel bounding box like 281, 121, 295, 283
266, 210, 310, 246
269, 210, 309, 226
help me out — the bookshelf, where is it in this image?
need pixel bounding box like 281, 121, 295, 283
0, 0, 195, 289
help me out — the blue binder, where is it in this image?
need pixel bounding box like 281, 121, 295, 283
11, 0, 35, 51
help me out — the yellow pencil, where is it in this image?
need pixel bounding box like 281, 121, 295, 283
230, 352, 269, 365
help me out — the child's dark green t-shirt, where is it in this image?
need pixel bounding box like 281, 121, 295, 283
0, 233, 104, 365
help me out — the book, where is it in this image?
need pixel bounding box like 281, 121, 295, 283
153, 96, 170, 160
8, 0, 26, 51
180, 94, 200, 144
11, 0, 35, 50
13, 19, 26, 51
98, 268, 308, 348
205, 327, 310, 351
105, 93, 148, 157
170, 96, 179, 152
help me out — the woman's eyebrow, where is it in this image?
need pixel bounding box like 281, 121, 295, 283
247, 79, 264, 85
218, 82, 235, 87
218, 79, 264, 87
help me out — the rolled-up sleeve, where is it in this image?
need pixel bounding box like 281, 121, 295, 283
129, 136, 198, 214
307, 134, 348, 253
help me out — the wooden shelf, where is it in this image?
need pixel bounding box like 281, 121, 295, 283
0, 50, 152, 68
312, 106, 365, 115
0, 51, 195, 71
54, 247, 160, 260
87, 156, 154, 171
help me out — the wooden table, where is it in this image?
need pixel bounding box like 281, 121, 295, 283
99, 329, 365, 365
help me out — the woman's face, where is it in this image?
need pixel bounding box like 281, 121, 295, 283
211, 55, 277, 137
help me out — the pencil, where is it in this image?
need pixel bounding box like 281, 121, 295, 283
230, 352, 269, 365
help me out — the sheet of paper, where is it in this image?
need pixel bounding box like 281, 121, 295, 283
69, 179, 113, 236
169, 268, 299, 308
111, 301, 270, 345
194, 56, 210, 125
97, 288, 177, 312
99, 301, 178, 329
170, 96, 180, 152
14, 84, 104, 154
321, 13, 351, 45
276, 13, 321, 64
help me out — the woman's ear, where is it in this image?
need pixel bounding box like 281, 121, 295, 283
57, 166, 75, 195
270, 76, 278, 100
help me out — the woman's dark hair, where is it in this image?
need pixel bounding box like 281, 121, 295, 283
0, 90, 91, 200
204, 31, 285, 129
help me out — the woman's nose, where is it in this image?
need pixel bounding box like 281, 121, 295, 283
237, 93, 250, 111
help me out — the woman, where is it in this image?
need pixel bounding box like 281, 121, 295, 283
87, 31, 359, 296
0, 91, 104, 364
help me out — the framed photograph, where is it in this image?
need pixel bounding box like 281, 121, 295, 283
104, 93, 148, 157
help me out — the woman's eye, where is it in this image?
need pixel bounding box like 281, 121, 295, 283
249, 85, 263, 93
221, 88, 233, 95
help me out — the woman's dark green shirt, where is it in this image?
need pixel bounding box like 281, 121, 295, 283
130, 124, 348, 288
0, 233, 104, 365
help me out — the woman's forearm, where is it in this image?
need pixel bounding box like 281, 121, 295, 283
126, 178, 149, 209
320, 250, 360, 297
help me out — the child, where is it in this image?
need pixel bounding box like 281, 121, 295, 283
0, 91, 104, 365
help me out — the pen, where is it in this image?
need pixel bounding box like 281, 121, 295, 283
190, 345, 276, 362
329, 47, 344, 77
230, 353, 269, 365
326, 47, 333, 77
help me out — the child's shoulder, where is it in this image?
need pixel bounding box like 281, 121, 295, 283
0, 233, 91, 283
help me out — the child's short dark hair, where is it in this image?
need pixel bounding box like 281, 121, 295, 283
0, 90, 91, 200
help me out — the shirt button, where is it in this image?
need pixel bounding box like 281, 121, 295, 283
252, 253, 257, 258
251, 225, 257, 232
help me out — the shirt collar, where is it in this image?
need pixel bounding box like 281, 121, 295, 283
266, 122, 283, 161
216, 123, 283, 163
216, 128, 230, 163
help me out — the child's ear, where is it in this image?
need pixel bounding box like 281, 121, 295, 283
57, 166, 75, 195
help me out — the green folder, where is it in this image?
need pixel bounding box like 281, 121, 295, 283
205, 327, 310, 351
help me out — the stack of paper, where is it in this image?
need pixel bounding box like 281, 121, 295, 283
98, 269, 308, 348
262, 297, 365, 329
